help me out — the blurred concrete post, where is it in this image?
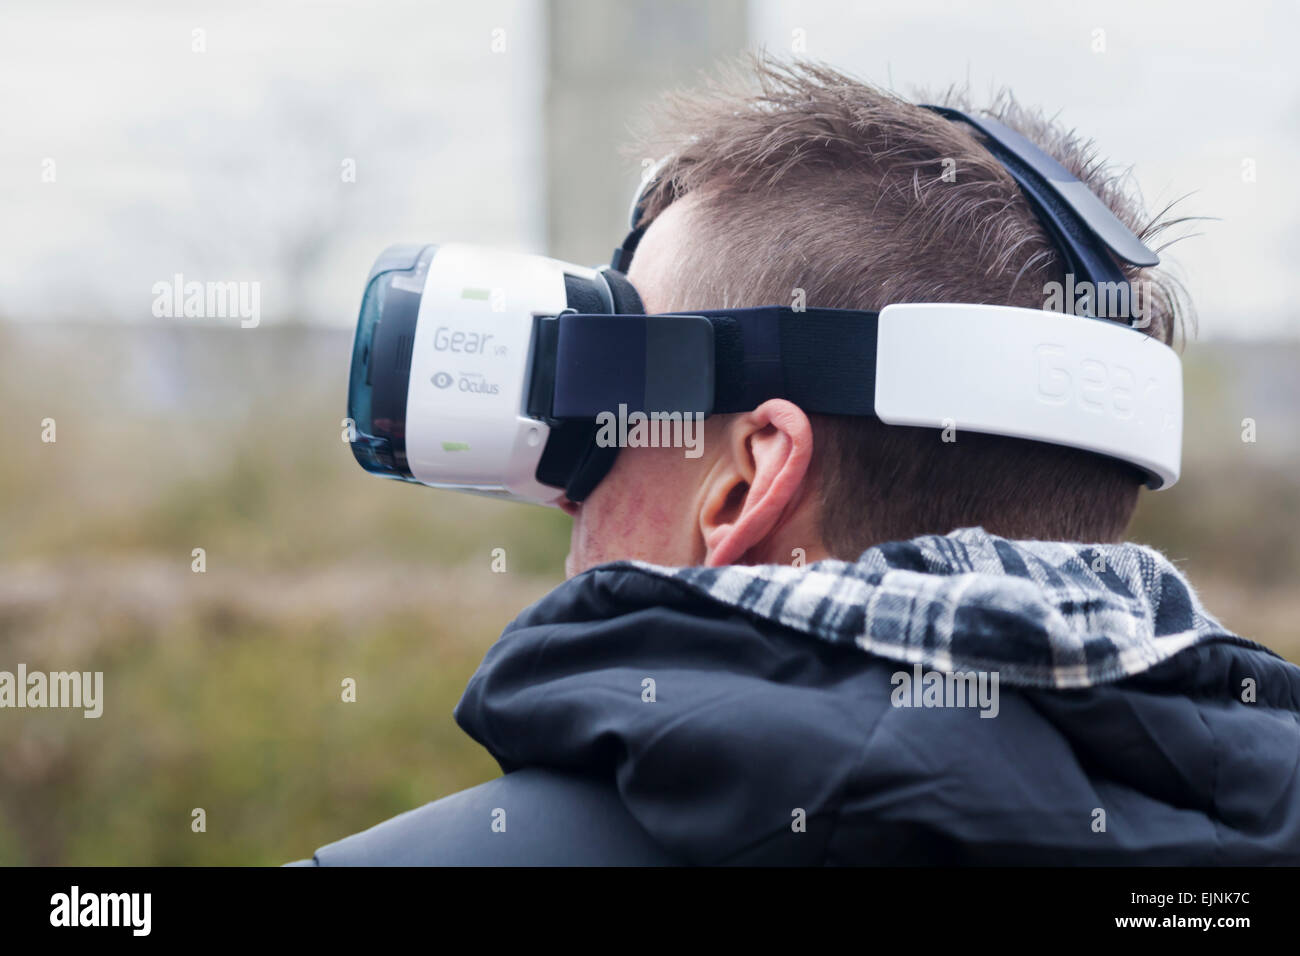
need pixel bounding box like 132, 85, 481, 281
544, 0, 747, 266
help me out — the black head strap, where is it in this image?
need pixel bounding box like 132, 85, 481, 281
923, 105, 1158, 304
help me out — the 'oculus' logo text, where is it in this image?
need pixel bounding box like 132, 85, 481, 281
431, 371, 500, 395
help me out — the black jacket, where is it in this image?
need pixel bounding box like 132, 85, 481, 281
299, 529, 1300, 865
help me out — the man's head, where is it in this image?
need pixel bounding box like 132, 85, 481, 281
564, 56, 1187, 578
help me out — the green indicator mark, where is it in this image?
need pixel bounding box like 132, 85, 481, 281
460, 288, 491, 301
442, 441, 471, 452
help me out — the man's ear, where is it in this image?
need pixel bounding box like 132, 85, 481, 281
699, 399, 816, 567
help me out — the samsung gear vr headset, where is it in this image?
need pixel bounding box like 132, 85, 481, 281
346, 107, 1182, 507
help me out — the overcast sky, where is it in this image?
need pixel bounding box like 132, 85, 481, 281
0, 0, 1294, 338
0, 0, 546, 328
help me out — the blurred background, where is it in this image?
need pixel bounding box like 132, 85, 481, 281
0, 0, 1296, 864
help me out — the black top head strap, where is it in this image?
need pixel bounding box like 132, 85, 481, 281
610, 193, 654, 273
923, 105, 1158, 305
610, 157, 671, 273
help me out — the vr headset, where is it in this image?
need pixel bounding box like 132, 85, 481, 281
346, 107, 1182, 507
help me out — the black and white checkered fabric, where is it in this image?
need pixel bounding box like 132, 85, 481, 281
633, 526, 1274, 689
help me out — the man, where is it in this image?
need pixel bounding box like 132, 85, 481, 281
296, 58, 1300, 865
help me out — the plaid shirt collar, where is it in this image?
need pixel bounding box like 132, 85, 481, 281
630, 526, 1273, 689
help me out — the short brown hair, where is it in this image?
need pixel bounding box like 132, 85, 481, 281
631, 55, 1190, 556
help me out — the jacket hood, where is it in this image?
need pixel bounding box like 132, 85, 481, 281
455, 528, 1300, 864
